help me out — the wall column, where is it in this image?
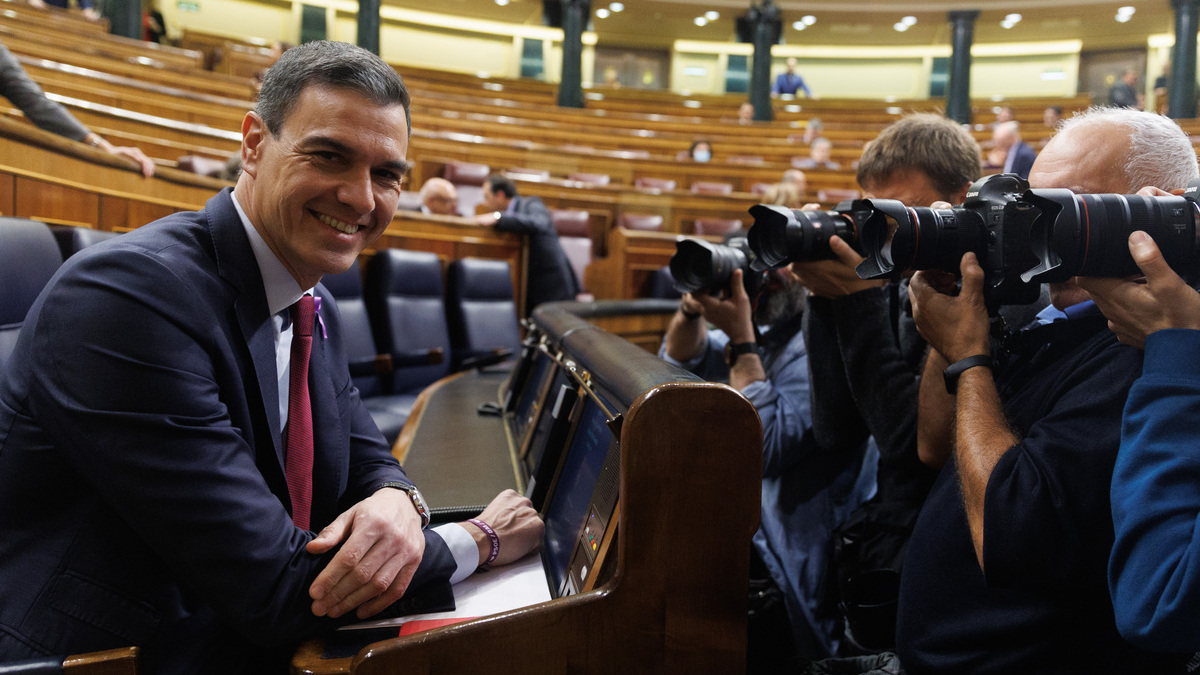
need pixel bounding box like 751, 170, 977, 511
945, 10, 979, 125
749, 0, 778, 121
557, 0, 587, 108
1170, 0, 1200, 118
357, 0, 380, 55
107, 0, 140, 39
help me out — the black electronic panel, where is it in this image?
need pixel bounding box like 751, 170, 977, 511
541, 397, 618, 597
521, 371, 579, 503
506, 349, 556, 453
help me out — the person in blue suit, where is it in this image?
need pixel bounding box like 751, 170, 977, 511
772, 57, 815, 98
0, 40, 541, 674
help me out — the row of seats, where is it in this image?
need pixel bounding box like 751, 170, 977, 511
0, 219, 523, 447
322, 251, 523, 445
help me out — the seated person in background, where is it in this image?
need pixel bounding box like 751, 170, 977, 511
660, 249, 876, 661
418, 176, 459, 216
801, 118, 824, 145
793, 138, 840, 171
1044, 105, 1064, 130
772, 57, 816, 98
1078, 228, 1200, 653
897, 106, 1195, 673
782, 168, 807, 200
0, 40, 153, 176
987, 121, 1036, 179
0, 41, 542, 674
990, 105, 1014, 128
790, 112, 978, 650
28, 0, 99, 21
688, 139, 713, 162
762, 181, 803, 209
737, 101, 755, 125
475, 174, 579, 315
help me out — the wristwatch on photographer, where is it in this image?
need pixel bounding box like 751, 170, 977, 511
382, 482, 430, 529
942, 354, 994, 395
725, 340, 757, 366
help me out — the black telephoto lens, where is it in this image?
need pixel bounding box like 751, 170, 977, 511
1023, 189, 1200, 283
670, 238, 751, 294
746, 203, 859, 271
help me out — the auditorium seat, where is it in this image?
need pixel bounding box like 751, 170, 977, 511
693, 218, 744, 237
445, 258, 522, 370
364, 249, 453, 398
647, 265, 682, 299
0, 217, 61, 376
396, 189, 423, 212
567, 172, 610, 185
618, 213, 664, 231
690, 181, 733, 196
634, 177, 676, 191
49, 225, 119, 260
507, 167, 551, 182
549, 210, 593, 297
176, 155, 227, 178
817, 188, 862, 203
322, 262, 419, 446
728, 155, 765, 166
442, 161, 491, 217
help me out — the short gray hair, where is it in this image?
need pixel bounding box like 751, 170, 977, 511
1057, 106, 1198, 191
256, 40, 410, 137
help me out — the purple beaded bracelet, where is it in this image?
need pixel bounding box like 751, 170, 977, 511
468, 517, 500, 566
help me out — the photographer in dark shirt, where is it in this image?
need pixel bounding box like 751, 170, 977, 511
898, 107, 1195, 673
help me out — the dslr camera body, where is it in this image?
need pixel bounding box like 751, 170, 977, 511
669, 236, 766, 298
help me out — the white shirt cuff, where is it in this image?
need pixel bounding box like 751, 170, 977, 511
433, 523, 479, 584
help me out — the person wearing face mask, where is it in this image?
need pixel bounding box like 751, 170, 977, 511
688, 139, 713, 163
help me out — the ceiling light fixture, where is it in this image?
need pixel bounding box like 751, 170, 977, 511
596, 7, 609, 18
495, 0, 508, 5
792, 21, 807, 30
705, 10, 719, 20
894, 22, 909, 32
801, 15, 817, 26
694, 16, 708, 26
609, 2, 624, 12
901, 16, 917, 26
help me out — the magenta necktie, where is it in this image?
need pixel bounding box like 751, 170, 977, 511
285, 294, 315, 530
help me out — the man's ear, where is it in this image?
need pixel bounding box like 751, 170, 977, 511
240, 111, 267, 179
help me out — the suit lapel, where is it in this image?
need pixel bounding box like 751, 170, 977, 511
205, 189, 285, 469
307, 292, 346, 526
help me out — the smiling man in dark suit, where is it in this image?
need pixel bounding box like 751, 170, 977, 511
0, 40, 541, 674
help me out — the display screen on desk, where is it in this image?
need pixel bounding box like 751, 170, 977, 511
542, 398, 615, 596
509, 350, 555, 449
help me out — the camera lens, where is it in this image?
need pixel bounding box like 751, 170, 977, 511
1023, 190, 1200, 283
746, 203, 858, 271
856, 200, 986, 279
670, 238, 752, 294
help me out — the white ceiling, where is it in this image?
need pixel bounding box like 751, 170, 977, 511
382, 0, 1172, 50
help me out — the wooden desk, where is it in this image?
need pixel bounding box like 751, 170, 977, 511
293, 303, 762, 675
392, 368, 520, 510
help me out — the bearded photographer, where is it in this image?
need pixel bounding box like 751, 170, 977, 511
897, 107, 1195, 672
660, 263, 877, 664
1076, 222, 1200, 653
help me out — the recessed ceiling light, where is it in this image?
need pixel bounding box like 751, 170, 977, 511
495, 0, 508, 5
894, 22, 909, 32
792, 21, 807, 30
1004, 13, 1022, 22
1000, 20, 1015, 29
1115, 13, 1132, 22
801, 15, 817, 25
1117, 5, 1135, 15
694, 16, 708, 26
705, 10, 719, 20
609, 2, 624, 12
596, 7, 609, 18
901, 16, 917, 25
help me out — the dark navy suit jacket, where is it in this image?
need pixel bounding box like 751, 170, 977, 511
1007, 141, 1037, 180
0, 190, 454, 674
494, 195, 580, 314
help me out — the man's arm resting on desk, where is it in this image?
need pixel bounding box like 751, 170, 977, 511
309, 489, 544, 619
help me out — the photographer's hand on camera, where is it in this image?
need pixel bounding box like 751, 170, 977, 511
1078, 230, 1200, 349
693, 269, 766, 389
789, 234, 887, 298
911, 251, 1017, 570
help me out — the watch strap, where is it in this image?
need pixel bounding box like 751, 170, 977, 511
942, 354, 993, 395
726, 340, 757, 366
